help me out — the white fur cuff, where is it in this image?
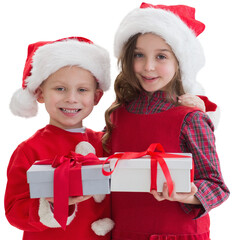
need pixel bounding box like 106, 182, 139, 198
38, 198, 77, 228
91, 218, 115, 236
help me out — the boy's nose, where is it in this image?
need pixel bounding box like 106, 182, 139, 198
66, 90, 78, 103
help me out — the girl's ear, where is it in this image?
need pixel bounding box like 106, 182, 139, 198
36, 87, 44, 103
94, 89, 104, 105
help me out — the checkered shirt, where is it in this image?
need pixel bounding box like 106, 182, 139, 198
126, 90, 230, 218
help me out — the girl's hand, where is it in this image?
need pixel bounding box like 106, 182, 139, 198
46, 195, 92, 205
178, 94, 205, 112
151, 182, 201, 205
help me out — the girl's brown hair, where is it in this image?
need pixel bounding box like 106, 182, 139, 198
102, 33, 185, 151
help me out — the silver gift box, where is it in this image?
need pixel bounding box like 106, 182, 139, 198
27, 163, 110, 198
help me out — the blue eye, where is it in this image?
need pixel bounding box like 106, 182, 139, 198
79, 88, 87, 92
134, 53, 144, 58
56, 87, 65, 91
157, 54, 166, 60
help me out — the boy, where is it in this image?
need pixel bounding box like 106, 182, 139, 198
5, 37, 113, 240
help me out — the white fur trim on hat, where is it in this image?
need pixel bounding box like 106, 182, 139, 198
10, 39, 110, 118
114, 7, 205, 95
27, 40, 110, 92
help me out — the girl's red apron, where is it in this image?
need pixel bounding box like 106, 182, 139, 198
109, 106, 210, 240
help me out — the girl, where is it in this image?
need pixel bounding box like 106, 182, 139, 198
104, 3, 229, 240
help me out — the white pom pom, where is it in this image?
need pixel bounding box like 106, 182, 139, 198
207, 106, 220, 130
10, 88, 38, 118
91, 218, 115, 236
93, 194, 106, 203
75, 141, 96, 155
184, 81, 205, 95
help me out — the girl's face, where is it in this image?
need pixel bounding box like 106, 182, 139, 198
133, 33, 178, 96
37, 66, 103, 129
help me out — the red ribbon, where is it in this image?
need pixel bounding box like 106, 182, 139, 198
102, 143, 193, 196
36, 152, 102, 230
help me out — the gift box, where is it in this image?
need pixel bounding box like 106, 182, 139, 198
109, 153, 192, 193
27, 161, 111, 198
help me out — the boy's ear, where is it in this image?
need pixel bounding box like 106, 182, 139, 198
36, 87, 44, 103
94, 89, 103, 105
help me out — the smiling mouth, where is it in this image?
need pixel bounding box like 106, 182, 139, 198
60, 108, 81, 113
142, 76, 159, 81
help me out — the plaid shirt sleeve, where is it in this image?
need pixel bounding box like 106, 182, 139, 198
179, 111, 230, 218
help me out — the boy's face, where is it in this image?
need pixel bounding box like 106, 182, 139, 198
37, 66, 103, 129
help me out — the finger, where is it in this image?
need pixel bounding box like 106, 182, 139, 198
68, 196, 80, 205
169, 181, 177, 199
178, 98, 195, 106
182, 99, 196, 106
175, 183, 197, 202
190, 183, 198, 194
161, 182, 169, 199
69, 195, 92, 205
150, 190, 165, 201
179, 95, 205, 111
163, 182, 176, 200
45, 197, 54, 203
178, 93, 192, 101
178, 94, 198, 103
82, 195, 92, 201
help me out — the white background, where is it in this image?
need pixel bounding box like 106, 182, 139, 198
0, 0, 233, 239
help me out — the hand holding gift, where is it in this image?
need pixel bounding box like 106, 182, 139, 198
151, 182, 200, 205
46, 195, 92, 205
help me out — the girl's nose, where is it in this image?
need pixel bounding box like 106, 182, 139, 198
144, 58, 156, 72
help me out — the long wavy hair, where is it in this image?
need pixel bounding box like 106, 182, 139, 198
102, 33, 185, 151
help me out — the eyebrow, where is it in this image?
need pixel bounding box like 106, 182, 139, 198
159, 49, 171, 52
134, 47, 172, 53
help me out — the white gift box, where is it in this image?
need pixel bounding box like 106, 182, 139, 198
109, 153, 192, 193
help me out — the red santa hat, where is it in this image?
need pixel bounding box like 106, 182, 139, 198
114, 3, 206, 95
10, 37, 111, 118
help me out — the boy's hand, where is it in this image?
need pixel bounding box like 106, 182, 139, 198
46, 195, 92, 205
151, 182, 201, 205
178, 94, 205, 112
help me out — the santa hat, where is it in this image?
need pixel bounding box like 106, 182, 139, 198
114, 3, 206, 95
10, 37, 111, 118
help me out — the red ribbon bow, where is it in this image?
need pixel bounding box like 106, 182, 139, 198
37, 152, 102, 230
102, 143, 193, 196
